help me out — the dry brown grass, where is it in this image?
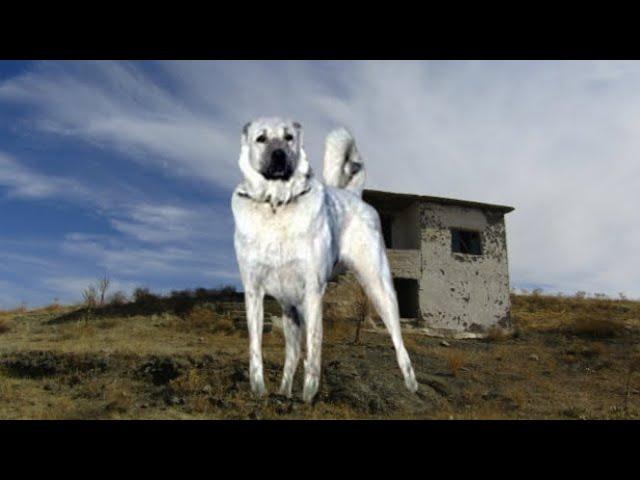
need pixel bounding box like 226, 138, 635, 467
103, 380, 134, 414
1, 292, 639, 419
324, 277, 378, 344
169, 368, 211, 396
511, 293, 639, 337
445, 350, 467, 377
486, 325, 509, 342
41, 302, 62, 313
566, 316, 627, 338
173, 305, 236, 335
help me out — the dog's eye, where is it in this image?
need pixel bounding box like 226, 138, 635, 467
284, 133, 294, 142
256, 134, 267, 143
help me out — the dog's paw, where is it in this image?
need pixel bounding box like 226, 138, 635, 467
405, 374, 419, 394
251, 380, 267, 398
302, 376, 320, 403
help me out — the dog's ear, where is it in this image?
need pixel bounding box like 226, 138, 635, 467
241, 121, 252, 145
292, 121, 303, 145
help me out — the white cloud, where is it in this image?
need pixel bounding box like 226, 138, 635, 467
108, 203, 232, 244
0, 152, 87, 199
61, 233, 238, 280
0, 61, 238, 187
1, 61, 640, 297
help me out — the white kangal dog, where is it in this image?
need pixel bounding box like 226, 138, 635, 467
231, 117, 418, 402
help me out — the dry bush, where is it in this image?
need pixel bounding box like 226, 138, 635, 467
133, 287, 160, 305
97, 275, 110, 306
0, 319, 10, 334
108, 291, 128, 306
349, 281, 371, 344
169, 368, 210, 396
82, 285, 98, 308
103, 380, 133, 414
445, 350, 467, 377
42, 298, 61, 312
566, 316, 626, 339
486, 326, 509, 342
325, 277, 377, 343
323, 300, 353, 340
183, 305, 235, 335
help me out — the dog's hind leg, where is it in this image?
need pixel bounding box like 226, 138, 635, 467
340, 214, 419, 393
245, 286, 266, 397
279, 306, 303, 397
302, 290, 324, 403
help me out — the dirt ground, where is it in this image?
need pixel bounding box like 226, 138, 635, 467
1, 294, 639, 419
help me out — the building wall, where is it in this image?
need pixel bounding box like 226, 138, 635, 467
390, 203, 421, 249
417, 202, 511, 338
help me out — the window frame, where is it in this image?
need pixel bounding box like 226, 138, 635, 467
450, 228, 483, 256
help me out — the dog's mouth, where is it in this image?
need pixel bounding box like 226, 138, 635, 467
261, 149, 294, 181
262, 168, 293, 181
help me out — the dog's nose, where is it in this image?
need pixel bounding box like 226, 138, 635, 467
271, 149, 287, 165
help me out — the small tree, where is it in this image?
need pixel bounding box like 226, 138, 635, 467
345, 279, 373, 345
97, 274, 111, 306
82, 285, 98, 308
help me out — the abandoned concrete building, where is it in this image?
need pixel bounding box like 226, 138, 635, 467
326, 189, 515, 338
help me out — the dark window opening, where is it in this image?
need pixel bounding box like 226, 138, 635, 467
451, 229, 482, 255
393, 278, 419, 318
380, 215, 393, 248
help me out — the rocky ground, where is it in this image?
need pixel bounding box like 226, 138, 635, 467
1, 294, 639, 419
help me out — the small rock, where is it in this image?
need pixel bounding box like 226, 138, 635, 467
529, 354, 539, 361
440, 340, 450, 347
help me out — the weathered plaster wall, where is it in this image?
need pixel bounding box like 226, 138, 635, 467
418, 203, 511, 338
387, 249, 421, 280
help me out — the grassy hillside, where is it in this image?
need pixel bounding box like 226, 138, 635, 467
1, 291, 639, 419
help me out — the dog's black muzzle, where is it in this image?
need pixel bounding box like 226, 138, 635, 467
262, 149, 293, 180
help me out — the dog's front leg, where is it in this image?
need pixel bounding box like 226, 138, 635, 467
245, 286, 266, 397
302, 290, 323, 403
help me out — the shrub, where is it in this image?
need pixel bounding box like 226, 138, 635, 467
445, 350, 467, 377
82, 285, 98, 308
133, 287, 157, 304
108, 291, 128, 306
97, 275, 110, 306
567, 316, 626, 338
486, 326, 509, 342
0, 319, 10, 334
184, 304, 235, 334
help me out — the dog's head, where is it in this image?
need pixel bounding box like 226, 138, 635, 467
240, 117, 305, 182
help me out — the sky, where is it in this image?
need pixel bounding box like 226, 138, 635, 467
0, 60, 639, 308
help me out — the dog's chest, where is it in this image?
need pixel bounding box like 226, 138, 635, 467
233, 190, 332, 285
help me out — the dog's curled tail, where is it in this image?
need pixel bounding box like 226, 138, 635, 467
322, 127, 366, 196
